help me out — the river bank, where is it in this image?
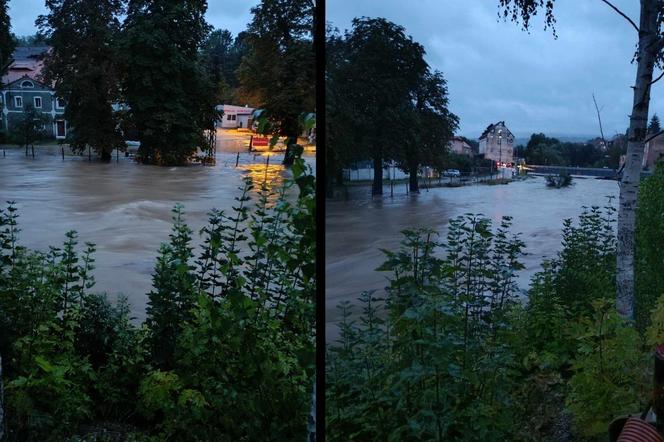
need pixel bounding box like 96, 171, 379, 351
325, 175, 618, 341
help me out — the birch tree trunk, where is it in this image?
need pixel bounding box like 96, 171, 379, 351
616, 0, 660, 320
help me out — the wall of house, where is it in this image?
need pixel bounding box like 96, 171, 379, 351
478, 123, 514, 164
644, 135, 664, 170
1, 79, 66, 139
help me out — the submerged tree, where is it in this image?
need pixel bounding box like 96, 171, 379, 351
327, 18, 428, 195
37, 0, 126, 161
497, 0, 664, 322
401, 70, 459, 192
11, 104, 47, 155
237, 0, 315, 166
122, 0, 216, 166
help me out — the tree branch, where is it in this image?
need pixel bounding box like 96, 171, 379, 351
593, 93, 608, 150
650, 70, 664, 86
600, 0, 640, 33
644, 129, 664, 144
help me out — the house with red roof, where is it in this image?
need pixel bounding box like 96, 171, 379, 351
1, 46, 68, 140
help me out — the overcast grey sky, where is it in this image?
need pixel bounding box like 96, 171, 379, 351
7, 1, 258, 47
327, 0, 664, 139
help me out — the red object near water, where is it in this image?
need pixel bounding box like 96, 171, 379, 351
252, 137, 269, 147
617, 418, 663, 442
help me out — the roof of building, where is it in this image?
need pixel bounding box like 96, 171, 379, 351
216, 104, 255, 114
12, 46, 49, 61
479, 121, 511, 140
1, 47, 49, 86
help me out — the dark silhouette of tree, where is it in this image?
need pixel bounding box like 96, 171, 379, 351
326, 18, 429, 195
11, 104, 47, 156
399, 70, 459, 192
201, 29, 247, 104
498, 0, 664, 322
0, 0, 15, 83
649, 113, 661, 134
122, 0, 216, 166
237, 0, 315, 167
37, 0, 125, 162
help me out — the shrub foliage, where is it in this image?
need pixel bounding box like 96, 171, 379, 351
0, 158, 315, 441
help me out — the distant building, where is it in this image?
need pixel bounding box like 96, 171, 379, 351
1, 46, 67, 139
216, 104, 254, 129
589, 137, 607, 150
478, 121, 514, 164
644, 132, 664, 170
448, 136, 473, 156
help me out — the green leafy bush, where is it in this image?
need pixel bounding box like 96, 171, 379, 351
0, 157, 315, 440
636, 165, 664, 331
327, 215, 526, 440
326, 201, 664, 441
565, 299, 650, 438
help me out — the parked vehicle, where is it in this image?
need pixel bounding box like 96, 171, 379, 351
443, 169, 461, 177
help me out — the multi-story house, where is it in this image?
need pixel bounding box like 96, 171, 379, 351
1, 46, 67, 140
478, 121, 514, 165
448, 136, 473, 156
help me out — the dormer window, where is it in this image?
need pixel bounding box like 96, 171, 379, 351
21, 80, 34, 88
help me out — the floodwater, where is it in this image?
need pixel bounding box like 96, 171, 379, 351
326, 176, 619, 341
0, 130, 315, 322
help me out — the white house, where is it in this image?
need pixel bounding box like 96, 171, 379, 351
216, 104, 254, 129
478, 121, 514, 165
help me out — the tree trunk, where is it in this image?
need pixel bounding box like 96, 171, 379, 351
100, 149, 112, 162
409, 162, 419, 193
282, 135, 297, 167
617, 0, 659, 321
325, 158, 336, 198
372, 154, 383, 195
307, 377, 316, 442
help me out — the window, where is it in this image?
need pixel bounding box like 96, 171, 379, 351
34, 97, 42, 108
21, 80, 34, 88
227, 114, 233, 121
14, 96, 23, 108
231, 114, 236, 121
56, 98, 65, 109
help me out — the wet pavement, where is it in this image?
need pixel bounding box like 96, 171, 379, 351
0, 129, 315, 322
326, 176, 618, 341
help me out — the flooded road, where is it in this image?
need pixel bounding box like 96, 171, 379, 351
326, 176, 618, 341
0, 130, 315, 322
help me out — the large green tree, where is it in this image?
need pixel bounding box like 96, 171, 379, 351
237, 0, 315, 166
201, 29, 247, 104
400, 70, 459, 192
498, 0, 664, 321
122, 0, 216, 166
37, 0, 125, 161
326, 18, 433, 195
0, 0, 15, 83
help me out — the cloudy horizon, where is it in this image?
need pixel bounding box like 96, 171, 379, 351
327, 0, 663, 140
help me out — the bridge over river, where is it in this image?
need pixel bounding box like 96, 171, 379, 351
525, 164, 653, 178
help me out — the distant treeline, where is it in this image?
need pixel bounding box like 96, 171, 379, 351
514, 132, 626, 169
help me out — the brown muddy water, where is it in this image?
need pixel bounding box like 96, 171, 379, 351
0, 130, 315, 322
326, 176, 619, 342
